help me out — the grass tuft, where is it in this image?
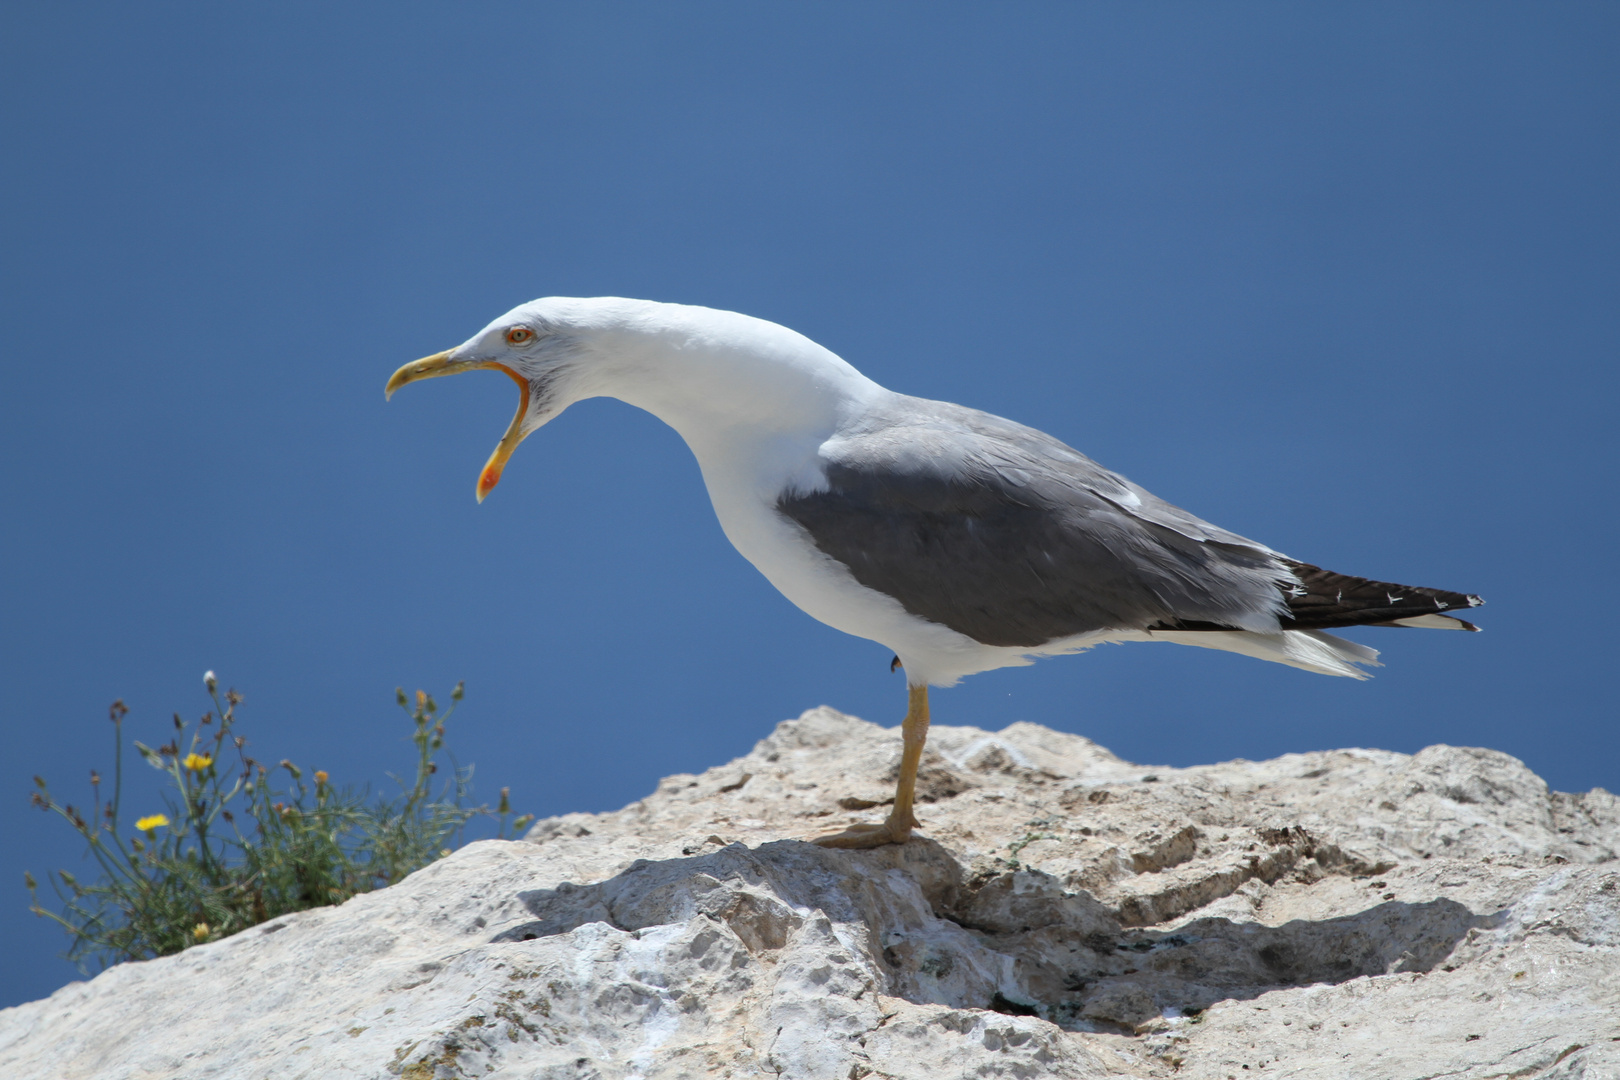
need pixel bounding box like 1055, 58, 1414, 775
27, 675, 532, 970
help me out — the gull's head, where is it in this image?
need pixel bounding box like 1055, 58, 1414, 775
387, 295, 870, 501
385, 298, 615, 502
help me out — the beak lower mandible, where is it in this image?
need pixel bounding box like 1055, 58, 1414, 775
477, 371, 531, 503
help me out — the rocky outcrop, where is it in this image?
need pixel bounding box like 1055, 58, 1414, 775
2, 707, 1616, 1078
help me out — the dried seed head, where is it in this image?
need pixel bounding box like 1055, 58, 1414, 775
204, 670, 217, 692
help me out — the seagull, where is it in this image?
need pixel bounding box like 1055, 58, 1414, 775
386, 297, 1482, 849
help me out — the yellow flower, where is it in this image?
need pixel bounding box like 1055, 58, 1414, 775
182, 752, 212, 772
135, 813, 170, 831
314, 770, 329, 785
193, 922, 210, 942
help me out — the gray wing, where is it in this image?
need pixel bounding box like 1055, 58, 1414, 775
776, 396, 1294, 648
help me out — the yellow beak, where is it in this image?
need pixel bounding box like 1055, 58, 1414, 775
385, 351, 531, 503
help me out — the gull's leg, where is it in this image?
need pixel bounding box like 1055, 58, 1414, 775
813, 684, 930, 849
887, 683, 930, 832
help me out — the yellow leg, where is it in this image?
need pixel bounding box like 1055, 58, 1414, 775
814, 684, 930, 849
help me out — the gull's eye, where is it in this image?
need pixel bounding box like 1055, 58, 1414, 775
505, 326, 535, 346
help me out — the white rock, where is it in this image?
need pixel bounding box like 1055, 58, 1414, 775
2, 707, 1616, 1079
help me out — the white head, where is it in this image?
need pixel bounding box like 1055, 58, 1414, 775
384, 297, 640, 500
386, 296, 880, 501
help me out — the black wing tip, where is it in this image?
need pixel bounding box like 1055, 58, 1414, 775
1280, 560, 1485, 631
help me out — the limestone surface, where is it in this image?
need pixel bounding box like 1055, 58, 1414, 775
2, 707, 1616, 1078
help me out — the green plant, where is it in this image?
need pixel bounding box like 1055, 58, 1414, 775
1004, 817, 1059, 870
27, 675, 532, 971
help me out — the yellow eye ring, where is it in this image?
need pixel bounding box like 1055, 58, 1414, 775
505, 326, 534, 346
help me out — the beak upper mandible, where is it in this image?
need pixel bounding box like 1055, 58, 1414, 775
384, 350, 459, 399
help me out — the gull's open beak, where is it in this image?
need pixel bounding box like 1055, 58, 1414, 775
385, 351, 531, 503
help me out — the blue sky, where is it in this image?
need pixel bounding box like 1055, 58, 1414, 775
2, 3, 1615, 1007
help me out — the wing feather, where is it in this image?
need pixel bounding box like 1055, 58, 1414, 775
777, 397, 1292, 647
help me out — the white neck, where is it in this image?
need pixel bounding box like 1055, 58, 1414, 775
569, 301, 888, 486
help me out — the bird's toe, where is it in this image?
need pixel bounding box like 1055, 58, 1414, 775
810, 820, 914, 849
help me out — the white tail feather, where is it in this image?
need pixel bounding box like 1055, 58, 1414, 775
1143, 628, 1381, 679
1381, 614, 1476, 630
